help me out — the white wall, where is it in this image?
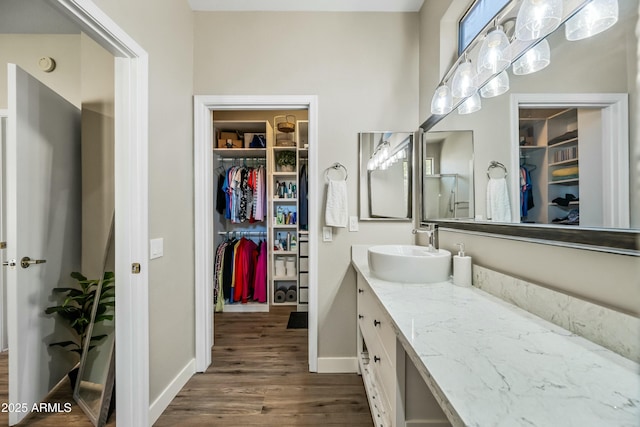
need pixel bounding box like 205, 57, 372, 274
194, 11, 419, 358
419, 0, 640, 316
91, 0, 196, 404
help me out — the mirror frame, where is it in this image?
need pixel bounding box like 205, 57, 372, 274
74, 216, 116, 426
420, 1, 639, 256
358, 131, 415, 221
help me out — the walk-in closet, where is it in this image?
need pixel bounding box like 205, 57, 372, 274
212, 110, 310, 313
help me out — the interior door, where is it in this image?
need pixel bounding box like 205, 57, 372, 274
5, 64, 81, 425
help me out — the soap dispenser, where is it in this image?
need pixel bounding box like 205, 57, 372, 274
453, 243, 472, 287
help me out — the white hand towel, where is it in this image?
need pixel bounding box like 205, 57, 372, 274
486, 177, 512, 222
325, 179, 348, 227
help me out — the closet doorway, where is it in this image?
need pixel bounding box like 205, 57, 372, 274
193, 95, 319, 373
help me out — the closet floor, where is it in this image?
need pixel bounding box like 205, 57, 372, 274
154, 306, 373, 426
0, 351, 116, 426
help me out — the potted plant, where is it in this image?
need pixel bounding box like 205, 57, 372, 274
276, 150, 296, 172
45, 271, 115, 388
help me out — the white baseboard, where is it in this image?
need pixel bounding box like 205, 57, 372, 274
149, 358, 196, 424
317, 357, 358, 373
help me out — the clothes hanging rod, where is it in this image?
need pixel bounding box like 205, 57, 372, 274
217, 231, 266, 236
218, 157, 266, 161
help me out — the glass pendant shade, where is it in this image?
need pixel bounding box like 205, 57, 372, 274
451, 61, 477, 98
480, 71, 510, 98
457, 92, 482, 115
512, 39, 551, 75
430, 84, 453, 115
477, 26, 511, 73
565, 0, 618, 41
515, 0, 563, 41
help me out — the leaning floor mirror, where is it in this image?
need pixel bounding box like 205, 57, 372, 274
74, 218, 116, 426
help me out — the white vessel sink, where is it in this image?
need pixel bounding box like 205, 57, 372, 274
367, 245, 451, 283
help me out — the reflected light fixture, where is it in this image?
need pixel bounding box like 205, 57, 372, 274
565, 0, 618, 41
480, 70, 510, 98
512, 39, 551, 75
430, 84, 453, 115
477, 25, 511, 73
515, 0, 563, 41
457, 91, 482, 115
451, 58, 478, 98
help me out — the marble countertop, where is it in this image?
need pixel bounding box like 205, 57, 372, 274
351, 245, 640, 427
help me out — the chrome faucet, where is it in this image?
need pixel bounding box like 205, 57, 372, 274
412, 224, 437, 253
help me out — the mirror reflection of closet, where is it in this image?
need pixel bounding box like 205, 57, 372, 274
74, 216, 115, 427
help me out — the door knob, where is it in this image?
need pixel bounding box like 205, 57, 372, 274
20, 257, 46, 269
2, 259, 16, 267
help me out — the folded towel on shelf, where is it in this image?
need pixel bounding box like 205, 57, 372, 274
325, 178, 348, 227
552, 166, 579, 177
486, 177, 512, 222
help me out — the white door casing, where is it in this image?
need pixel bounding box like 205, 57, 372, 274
49, 1, 150, 425
6, 64, 82, 425
0, 110, 7, 353
193, 95, 319, 373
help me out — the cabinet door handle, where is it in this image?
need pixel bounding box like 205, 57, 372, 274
373, 319, 381, 327
374, 355, 381, 363
358, 288, 364, 294
358, 314, 364, 319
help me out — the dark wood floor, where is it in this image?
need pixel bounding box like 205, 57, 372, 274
154, 306, 373, 426
0, 306, 372, 426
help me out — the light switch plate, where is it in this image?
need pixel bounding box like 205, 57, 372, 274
349, 216, 359, 232
322, 226, 333, 242
150, 238, 164, 259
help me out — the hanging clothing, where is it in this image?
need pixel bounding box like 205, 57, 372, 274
219, 165, 267, 224
216, 172, 226, 215
299, 163, 308, 231
520, 166, 534, 218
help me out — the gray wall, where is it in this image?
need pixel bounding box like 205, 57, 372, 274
194, 11, 419, 359
91, 0, 195, 404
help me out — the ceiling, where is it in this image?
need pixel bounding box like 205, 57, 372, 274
188, 0, 425, 12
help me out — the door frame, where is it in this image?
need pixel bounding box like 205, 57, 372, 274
193, 95, 319, 373
49, 1, 150, 425
0, 110, 6, 353
509, 93, 629, 227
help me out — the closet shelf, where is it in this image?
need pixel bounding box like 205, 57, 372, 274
549, 178, 579, 185
273, 224, 297, 229
274, 250, 297, 255
273, 276, 298, 281
548, 137, 578, 148
213, 147, 266, 157
272, 198, 298, 202
549, 159, 578, 167
519, 145, 545, 150
549, 201, 580, 207
273, 171, 298, 177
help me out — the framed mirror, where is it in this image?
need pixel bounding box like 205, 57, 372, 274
421, 131, 474, 221
74, 218, 115, 426
420, 0, 639, 252
358, 131, 414, 221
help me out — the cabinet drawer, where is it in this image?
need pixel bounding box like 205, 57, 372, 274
299, 272, 309, 286
358, 284, 396, 361
363, 325, 395, 421
299, 257, 309, 271
299, 288, 308, 303
299, 241, 309, 256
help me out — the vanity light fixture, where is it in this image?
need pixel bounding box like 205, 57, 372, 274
480, 70, 510, 98
457, 91, 482, 115
451, 56, 478, 99
477, 24, 511, 74
565, 0, 618, 41
512, 39, 551, 74
430, 84, 453, 115
515, 0, 563, 41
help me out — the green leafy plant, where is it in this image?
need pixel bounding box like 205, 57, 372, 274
276, 150, 296, 167
45, 271, 115, 358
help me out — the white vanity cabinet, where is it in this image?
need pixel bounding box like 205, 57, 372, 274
357, 274, 451, 427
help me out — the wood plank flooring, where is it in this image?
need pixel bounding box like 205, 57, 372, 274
154, 306, 373, 426
0, 306, 372, 426
0, 351, 116, 426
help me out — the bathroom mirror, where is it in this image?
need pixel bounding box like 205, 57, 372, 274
420, 0, 639, 250
421, 131, 474, 221
358, 131, 413, 221
74, 219, 115, 427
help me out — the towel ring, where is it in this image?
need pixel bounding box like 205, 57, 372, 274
487, 161, 507, 178
325, 162, 348, 182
